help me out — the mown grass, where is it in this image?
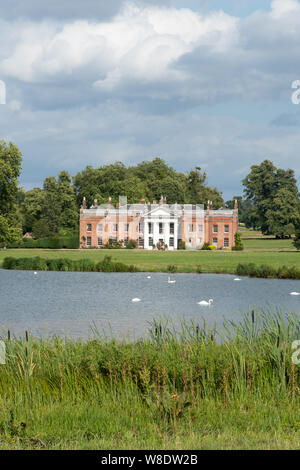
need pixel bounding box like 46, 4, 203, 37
1, 248, 300, 274
0, 310, 299, 450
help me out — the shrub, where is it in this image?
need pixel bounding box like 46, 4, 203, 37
2, 257, 17, 269
232, 232, 244, 251
178, 241, 186, 250
167, 265, 177, 273
201, 242, 210, 250
126, 239, 138, 249
208, 245, 216, 251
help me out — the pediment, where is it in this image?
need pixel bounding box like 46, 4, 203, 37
144, 206, 172, 217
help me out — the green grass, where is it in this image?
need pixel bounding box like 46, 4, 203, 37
0, 310, 299, 450
1, 248, 300, 273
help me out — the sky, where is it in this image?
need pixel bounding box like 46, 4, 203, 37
0, 0, 300, 200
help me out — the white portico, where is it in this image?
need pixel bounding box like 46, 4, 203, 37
143, 205, 179, 250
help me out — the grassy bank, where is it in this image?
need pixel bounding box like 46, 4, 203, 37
1, 248, 300, 274
0, 310, 299, 450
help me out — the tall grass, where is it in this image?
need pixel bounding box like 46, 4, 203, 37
236, 263, 300, 279
2, 255, 138, 273
0, 309, 299, 449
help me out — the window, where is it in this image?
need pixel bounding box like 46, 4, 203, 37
97, 223, 103, 232
170, 223, 174, 234
139, 222, 143, 233
110, 237, 117, 245
224, 225, 229, 233
213, 237, 218, 246
189, 238, 192, 244
124, 224, 129, 232
198, 225, 203, 232
149, 237, 153, 246
224, 238, 229, 248
189, 224, 193, 232
159, 223, 163, 234
113, 224, 118, 232
169, 237, 174, 247
138, 237, 144, 247
198, 238, 203, 245
87, 236, 91, 246
213, 225, 218, 233
87, 224, 92, 232
124, 237, 129, 246
97, 237, 102, 246
148, 222, 153, 234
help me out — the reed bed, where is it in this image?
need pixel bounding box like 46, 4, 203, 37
2, 255, 138, 272
0, 309, 299, 449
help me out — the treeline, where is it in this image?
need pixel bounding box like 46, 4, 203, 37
19, 158, 224, 240
1, 138, 300, 248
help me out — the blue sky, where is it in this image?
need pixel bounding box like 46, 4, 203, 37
0, 0, 300, 200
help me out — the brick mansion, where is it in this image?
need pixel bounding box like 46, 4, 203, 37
79, 196, 238, 250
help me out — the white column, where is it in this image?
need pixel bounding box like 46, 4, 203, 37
174, 219, 178, 250
164, 221, 170, 247
153, 220, 159, 246
144, 219, 149, 249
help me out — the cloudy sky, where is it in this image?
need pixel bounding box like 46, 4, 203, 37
0, 0, 300, 200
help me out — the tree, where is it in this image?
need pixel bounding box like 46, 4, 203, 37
57, 171, 78, 234
242, 160, 300, 237
187, 167, 224, 207
21, 188, 44, 233
0, 140, 22, 246
232, 232, 244, 251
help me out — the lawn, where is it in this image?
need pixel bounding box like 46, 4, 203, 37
1, 247, 300, 273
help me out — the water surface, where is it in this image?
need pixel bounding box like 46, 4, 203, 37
0, 270, 299, 339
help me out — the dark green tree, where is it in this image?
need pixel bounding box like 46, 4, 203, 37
0, 140, 22, 246
242, 160, 300, 237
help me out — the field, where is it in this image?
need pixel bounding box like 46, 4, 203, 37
0, 310, 299, 450
1, 225, 298, 274
1, 246, 299, 273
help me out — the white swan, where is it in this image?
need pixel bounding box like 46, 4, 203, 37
131, 298, 141, 302
147, 276, 151, 279
34, 272, 38, 275
168, 277, 176, 284
198, 299, 213, 306
234, 278, 241, 281
290, 292, 300, 296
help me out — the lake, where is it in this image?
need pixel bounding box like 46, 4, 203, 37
0, 270, 299, 339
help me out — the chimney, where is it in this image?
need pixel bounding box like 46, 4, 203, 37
163, 196, 167, 204
234, 199, 238, 210
94, 199, 98, 207
108, 196, 112, 206
140, 198, 145, 204
116, 202, 120, 209
159, 195, 164, 205
82, 197, 87, 209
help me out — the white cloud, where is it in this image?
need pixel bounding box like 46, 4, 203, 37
0, 2, 239, 86
271, 0, 300, 18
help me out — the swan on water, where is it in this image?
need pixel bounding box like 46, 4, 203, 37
147, 276, 151, 279
34, 272, 38, 275
234, 278, 241, 281
290, 292, 300, 296
132, 298, 141, 302
198, 299, 213, 306
168, 277, 176, 284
